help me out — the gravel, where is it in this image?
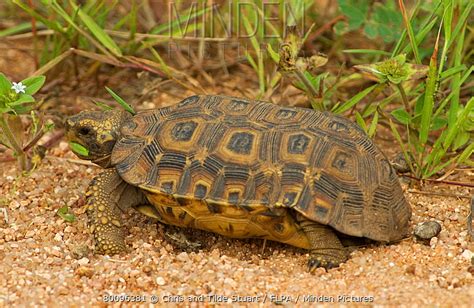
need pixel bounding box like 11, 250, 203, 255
0, 142, 473, 306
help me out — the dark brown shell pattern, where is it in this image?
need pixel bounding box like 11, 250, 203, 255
111, 95, 411, 242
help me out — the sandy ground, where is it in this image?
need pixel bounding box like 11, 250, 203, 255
0, 140, 473, 307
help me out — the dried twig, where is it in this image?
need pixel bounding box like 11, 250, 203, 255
46, 156, 99, 167
304, 15, 346, 49
401, 174, 474, 188
407, 189, 471, 200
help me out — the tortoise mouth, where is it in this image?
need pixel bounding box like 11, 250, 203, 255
67, 136, 111, 166
91, 153, 112, 168
74, 148, 112, 167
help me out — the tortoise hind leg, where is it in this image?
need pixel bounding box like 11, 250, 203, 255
296, 214, 348, 271
86, 168, 147, 254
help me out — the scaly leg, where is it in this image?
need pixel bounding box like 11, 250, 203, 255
85, 168, 146, 254
297, 214, 348, 271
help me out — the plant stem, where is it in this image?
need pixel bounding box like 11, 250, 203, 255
396, 83, 410, 113
0, 114, 27, 171
294, 69, 323, 110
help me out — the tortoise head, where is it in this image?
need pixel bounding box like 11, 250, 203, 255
65, 110, 132, 167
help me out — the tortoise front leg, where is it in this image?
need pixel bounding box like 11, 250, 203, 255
85, 168, 146, 254
296, 214, 348, 271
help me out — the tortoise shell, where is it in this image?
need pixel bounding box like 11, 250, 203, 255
111, 95, 411, 247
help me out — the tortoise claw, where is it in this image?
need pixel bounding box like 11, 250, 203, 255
307, 256, 342, 272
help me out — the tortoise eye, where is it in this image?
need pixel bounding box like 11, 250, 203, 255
78, 127, 91, 136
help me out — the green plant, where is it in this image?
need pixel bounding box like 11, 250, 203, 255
0, 73, 49, 171
238, 0, 313, 97
267, 25, 328, 110
56, 205, 76, 222
334, 0, 403, 43
343, 1, 473, 178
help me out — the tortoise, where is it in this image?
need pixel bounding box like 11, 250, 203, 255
66, 95, 411, 271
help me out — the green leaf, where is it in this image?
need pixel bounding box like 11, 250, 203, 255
414, 94, 424, 116
9, 94, 35, 106
363, 23, 378, 39
333, 84, 378, 114
343, 49, 391, 56
399, 0, 421, 64
266, 43, 280, 63
70, 2, 123, 57
10, 104, 32, 114
0, 22, 40, 37
391, 108, 411, 125
447, 2, 473, 50
0, 106, 14, 114
440, 64, 467, 80
333, 21, 348, 35
443, 98, 473, 151
419, 46, 439, 144
56, 205, 76, 222
105, 87, 135, 114
338, 0, 368, 30
93, 100, 114, 111
0, 73, 12, 96
453, 131, 470, 150
431, 116, 447, 130
456, 142, 474, 165
12, 0, 64, 33
69, 141, 89, 156
368, 111, 379, 137
356, 54, 428, 84
21, 76, 46, 95
355, 111, 367, 132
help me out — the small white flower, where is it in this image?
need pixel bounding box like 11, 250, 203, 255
11, 82, 27, 94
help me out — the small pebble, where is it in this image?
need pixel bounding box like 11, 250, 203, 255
461, 250, 473, 260
156, 277, 166, 286
176, 252, 189, 262
70, 245, 90, 259
405, 264, 416, 275
142, 266, 153, 274
468, 266, 474, 274
75, 266, 94, 278
415, 221, 442, 240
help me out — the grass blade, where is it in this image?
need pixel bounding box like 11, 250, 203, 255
50, 0, 115, 59
398, 0, 421, 63
447, 22, 466, 132
343, 49, 391, 56
388, 118, 416, 175
241, 13, 265, 94
33, 49, 73, 76
0, 22, 42, 37
70, 1, 123, 57
333, 84, 378, 114
419, 23, 441, 145
447, 2, 473, 50
12, 0, 63, 33
367, 111, 379, 137
105, 87, 135, 115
